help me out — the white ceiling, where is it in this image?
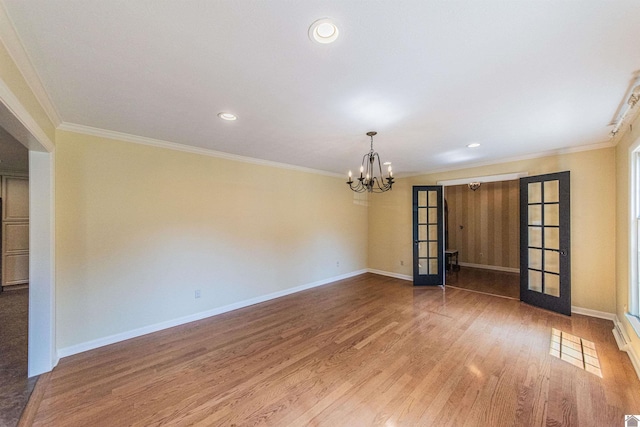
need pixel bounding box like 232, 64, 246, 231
3, 1, 640, 175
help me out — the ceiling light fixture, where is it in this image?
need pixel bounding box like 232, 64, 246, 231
468, 182, 481, 191
218, 112, 237, 121
309, 18, 339, 44
467, 143, 481, 148
347, 131, 394, 193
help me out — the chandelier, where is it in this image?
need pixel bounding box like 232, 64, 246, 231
346, 131, 394, 193
468, 182, 481, 191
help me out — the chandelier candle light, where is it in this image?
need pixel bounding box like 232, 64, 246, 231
347, 131, 394, 193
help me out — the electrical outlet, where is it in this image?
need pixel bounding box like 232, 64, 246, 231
336, 261, 340, 268
400, 260, 404, 266
195, 289, 201, 299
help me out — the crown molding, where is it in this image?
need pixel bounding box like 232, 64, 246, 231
57, 122, 343, 178
400, 139, 616, 179
0, 1, 61, 127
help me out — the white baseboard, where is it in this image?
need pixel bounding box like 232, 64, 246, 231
613, 316, 640, 381
367, 268, 412, 281
57, 269, 367, 359
570, 306, 617, 321
458, 262, 519, 274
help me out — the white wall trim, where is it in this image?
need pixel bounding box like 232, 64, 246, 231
628, 138, 640, 321
49, 150, 58, 370
458, 262, 520, 274
0, 2, 61, 127
570, 306, 617, 321
0, 78, 54, 152
437, 172, 528, 186
28, 150, 57, 376
613, 316, 640, 380
367, 268, 412, 281
57, 269, 367, 359
58, 122, 343, 178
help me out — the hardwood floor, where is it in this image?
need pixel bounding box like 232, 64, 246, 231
446, 266, 520, 299
22, 274, 640, 426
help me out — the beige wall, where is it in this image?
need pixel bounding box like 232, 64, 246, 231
369, 147, 616, 313
55, 130, 368, 349
615, 112, 640, 358
445, 180, 519, 269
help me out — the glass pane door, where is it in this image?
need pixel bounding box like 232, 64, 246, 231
520, 172, 570, 315
413, 186, 444, 286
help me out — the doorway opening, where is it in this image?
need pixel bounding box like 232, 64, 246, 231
0, 89, 55, 425
439, 173, 525, 300
0, 123, 32, 425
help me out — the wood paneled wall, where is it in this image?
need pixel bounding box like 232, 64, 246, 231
445, 180, 519, 270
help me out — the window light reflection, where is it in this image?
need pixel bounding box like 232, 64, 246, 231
549, 328, 602, 377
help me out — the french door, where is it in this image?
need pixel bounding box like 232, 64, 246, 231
413, 186, 445, 286
519, 172, 571, 315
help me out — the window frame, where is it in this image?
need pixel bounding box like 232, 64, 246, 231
628, 141, 640, 335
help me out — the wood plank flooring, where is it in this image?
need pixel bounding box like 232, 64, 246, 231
446, 266, 520, 299
22, 274, 640, 426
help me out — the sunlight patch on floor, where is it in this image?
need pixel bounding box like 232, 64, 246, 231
550, 328, 602, 377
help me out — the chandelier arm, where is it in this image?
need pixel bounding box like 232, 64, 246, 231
348, 179, 366, 193
369, 178, 387, 193
373, 151, 385, 182
360, 153, 370, 180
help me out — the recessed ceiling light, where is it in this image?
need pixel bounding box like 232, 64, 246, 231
218, 112, 237, 121
309, 18, 339, 44
467, 143, 481, 148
